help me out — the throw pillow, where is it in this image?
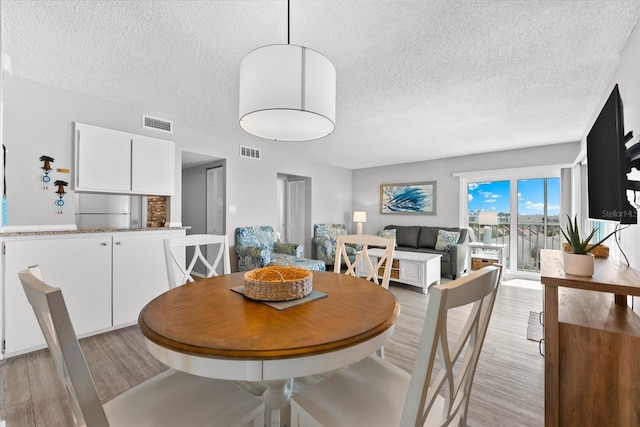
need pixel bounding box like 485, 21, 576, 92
435, 230, 461, 252
377, 228, 397, 247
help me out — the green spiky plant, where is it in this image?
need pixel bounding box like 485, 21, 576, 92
560, 214, 617, 255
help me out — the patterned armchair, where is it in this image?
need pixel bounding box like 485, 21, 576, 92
236, 226, 325, 272
313, 224, 356, 266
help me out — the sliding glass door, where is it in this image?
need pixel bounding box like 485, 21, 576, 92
467, 176, 561, 273
468, 180, 511, 267
516, 178, 561, 272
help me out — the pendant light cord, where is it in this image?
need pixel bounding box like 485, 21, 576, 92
287, 0, 290, 45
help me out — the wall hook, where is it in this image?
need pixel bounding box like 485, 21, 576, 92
40, 155, 54, 189
54, 180, 67, 214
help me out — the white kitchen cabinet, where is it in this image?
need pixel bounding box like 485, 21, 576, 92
3, 235, 112, 354
2, 229, 185, 357
112, 230, 185, 326
75, 123, 132, 192
74, 123, 175, 195
131, 135, 175, 195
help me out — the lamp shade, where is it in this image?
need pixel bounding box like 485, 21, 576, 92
478, 211, 498, 225
353, 211, 367, 223
239, 44, 336, 141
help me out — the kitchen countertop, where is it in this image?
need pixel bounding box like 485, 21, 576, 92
0, 226, 189, 237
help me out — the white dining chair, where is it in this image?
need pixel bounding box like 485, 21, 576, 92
164, 234, 231, 288
333, 234, 396, 289
18, 266, 264, 427
290, 265, 502, 427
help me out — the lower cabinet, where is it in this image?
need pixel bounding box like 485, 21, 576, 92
112, 232, 183, 325
3, 235, 112, 354
2, 229, 185, 357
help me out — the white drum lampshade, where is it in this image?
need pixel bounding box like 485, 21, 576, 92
239, 44, 336, 141
353, 211, 367, 235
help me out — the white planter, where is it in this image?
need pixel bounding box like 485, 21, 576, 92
563, 252, 594, 277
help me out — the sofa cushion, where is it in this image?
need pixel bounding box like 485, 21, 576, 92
387, 225, 420, 248
417, 227, 438, 249
435, 230, 461, 252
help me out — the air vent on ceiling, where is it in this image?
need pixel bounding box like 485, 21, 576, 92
142, 114, 173, 134
240, 146, 261, 160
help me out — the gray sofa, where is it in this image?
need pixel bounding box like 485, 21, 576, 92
384, 225, 468, 279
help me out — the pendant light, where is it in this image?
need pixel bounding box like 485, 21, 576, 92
239, 0, 336, 141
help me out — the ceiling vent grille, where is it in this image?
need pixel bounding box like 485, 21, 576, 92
142, 114, 173, 134
240, 146, 261, 160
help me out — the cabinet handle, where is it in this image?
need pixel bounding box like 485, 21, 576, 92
115, 241, 122, 245
100, 242, 108, 246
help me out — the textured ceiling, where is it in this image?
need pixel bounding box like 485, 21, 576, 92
2, 0, 640, 169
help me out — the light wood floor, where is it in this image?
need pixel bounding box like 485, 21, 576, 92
0, 280, 544, 427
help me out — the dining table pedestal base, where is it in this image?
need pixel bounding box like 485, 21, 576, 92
264, 378, 293, 427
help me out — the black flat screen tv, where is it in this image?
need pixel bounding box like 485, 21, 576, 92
586, 84, 637, 224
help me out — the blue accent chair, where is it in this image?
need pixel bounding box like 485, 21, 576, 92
313, 224, 357, 266
235, 226, 325, 272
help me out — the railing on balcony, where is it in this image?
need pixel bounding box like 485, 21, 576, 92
469, 221, 562, 272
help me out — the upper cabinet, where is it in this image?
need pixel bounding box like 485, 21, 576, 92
131, 135, 175, 194
74, 123, 175, 195
75, 124, 132, 192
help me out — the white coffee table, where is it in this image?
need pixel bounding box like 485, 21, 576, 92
356, 248, 441, 294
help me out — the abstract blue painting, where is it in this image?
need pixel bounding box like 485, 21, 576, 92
380, 181, 436, 214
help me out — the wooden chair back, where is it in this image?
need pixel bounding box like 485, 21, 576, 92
19, 267, 110, 427
164, 234, 231, 288
401, 265, 502, 426
334, 234, 395, 289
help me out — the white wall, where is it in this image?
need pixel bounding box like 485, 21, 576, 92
577, 21, 640, 270
1, 77, 354, 267
353, 142, 580, 235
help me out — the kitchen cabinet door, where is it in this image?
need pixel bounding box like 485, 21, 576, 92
75, 123, 132, 192
112, 230, 185, 326
131, 136, 175, 195
3, 236, 112, 355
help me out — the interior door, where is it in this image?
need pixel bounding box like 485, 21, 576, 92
277, 178, 286, 240
287, 179, 305, 245
206, 166, 224, 274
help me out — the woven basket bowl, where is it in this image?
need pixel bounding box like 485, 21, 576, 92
243, 262, 313, 301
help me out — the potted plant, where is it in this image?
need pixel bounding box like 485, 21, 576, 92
560, 215, 617, 276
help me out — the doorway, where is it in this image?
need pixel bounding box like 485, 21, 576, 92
277, 174, 312, 256
182, 151, 225, 276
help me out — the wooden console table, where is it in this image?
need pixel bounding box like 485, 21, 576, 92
540, 249, 640, 427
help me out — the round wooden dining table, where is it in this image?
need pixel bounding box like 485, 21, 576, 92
138, 271, 400, 427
